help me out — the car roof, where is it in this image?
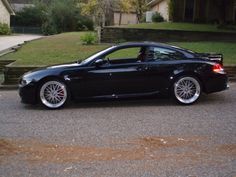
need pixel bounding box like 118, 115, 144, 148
114, 41, 196, 59
118, 41, 191, 51
116, 41, 176, 49
116, 41, 195, 56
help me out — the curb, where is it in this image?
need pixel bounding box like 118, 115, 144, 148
0, 45, 21, 57
0, 84, 18, 90
0, 35, 44, 57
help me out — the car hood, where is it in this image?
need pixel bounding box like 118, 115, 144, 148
29, 62, 83, 73
22, 62, 84, 80
46, 62, 82, 69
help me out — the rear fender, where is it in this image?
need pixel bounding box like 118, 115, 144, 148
169, 71, 205, 92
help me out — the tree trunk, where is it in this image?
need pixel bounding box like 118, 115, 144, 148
119, 12, 122, 25
206, 0, 210, 22
218, 0, 227, 25
102, 13, 106, 27
137, 0, 143, 23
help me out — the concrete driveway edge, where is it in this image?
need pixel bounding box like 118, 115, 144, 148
0, 84, 18, 90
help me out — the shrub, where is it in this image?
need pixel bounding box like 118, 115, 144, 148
80, 33, 97, 45
77, 16, 94, 31
0, 23, 11, 35
152, 12, 164, 22
42, 21, 58, 35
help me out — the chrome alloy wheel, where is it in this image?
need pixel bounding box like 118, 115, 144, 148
40, 81, 67, 109
174, 77, 201, 104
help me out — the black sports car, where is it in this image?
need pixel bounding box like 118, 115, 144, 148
19, 42, 228, 109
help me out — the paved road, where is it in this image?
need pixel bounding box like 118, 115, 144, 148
0, 83, 235, 177
0, 34, 43, 52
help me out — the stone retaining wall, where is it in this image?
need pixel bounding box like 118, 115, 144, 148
0, 60, 15, 73
101, 27, 236, 43
225, 66, 236, 81
3, 66, 38, 85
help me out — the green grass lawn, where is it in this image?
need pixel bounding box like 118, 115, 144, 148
0, 32, 109, 66
1, 32, 235, 66
171, 42, 236, 65
107, 47, 140, 59
122, 22, 236, 33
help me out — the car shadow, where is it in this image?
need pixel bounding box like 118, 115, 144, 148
69, 97, 175, 109
22, 93, 228, 110
23, 96, 175, 110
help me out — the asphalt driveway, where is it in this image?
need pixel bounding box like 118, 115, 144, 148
0, 83, 235, 177
0, 34, 43, 52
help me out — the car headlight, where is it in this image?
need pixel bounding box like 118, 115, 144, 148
20, 78, 32, 86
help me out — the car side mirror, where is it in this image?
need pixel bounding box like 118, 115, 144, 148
95, 59, 105, 67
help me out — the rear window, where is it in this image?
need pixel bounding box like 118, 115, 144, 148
148, 47, 186, 61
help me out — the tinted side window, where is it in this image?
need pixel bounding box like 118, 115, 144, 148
148, 47, 185, 61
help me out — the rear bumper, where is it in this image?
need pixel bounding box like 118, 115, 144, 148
19, 83, 38, 104
204, 73, 229, 94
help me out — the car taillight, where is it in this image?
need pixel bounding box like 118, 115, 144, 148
213, 63, 224, 73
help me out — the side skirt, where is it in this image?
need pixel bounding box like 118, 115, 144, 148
90, 91, 160, 99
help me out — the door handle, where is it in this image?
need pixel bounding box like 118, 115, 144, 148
137, 66, 149, 71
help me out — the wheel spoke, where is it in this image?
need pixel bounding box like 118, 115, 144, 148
40, 81, 67, 108
174, 77, 201, 104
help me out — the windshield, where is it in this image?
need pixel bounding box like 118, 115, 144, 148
81, 46, 116, 64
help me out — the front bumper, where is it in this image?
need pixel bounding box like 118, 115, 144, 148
19, 83, 38, 104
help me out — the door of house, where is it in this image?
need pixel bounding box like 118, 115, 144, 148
184, 0, 195, 22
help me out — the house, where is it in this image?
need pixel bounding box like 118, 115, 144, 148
106, 2, 138, 26
0, 0, 15, 26
113, 10, 138, 25
9, 0, 33, 12
147, 0, 169, 21
147, 0, 236, 23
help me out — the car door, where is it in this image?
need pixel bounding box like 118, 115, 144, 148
107, 62, 151, 95
68, 62, 114, 98
101, 46, 154, 95
142, 60, 173, 92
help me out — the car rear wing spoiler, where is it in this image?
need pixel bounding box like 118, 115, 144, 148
198, 53, 224, 65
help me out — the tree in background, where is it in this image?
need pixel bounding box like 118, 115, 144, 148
42, 0, 79, 34
117, 0, 132, 25
216, 0, 230, 25
130, 0, 147, 23
11, 6, 45, 27
168, 0, 175, 22
80, 0, 147, 26
11, 0, 94, 35
79, 0, 114, 27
